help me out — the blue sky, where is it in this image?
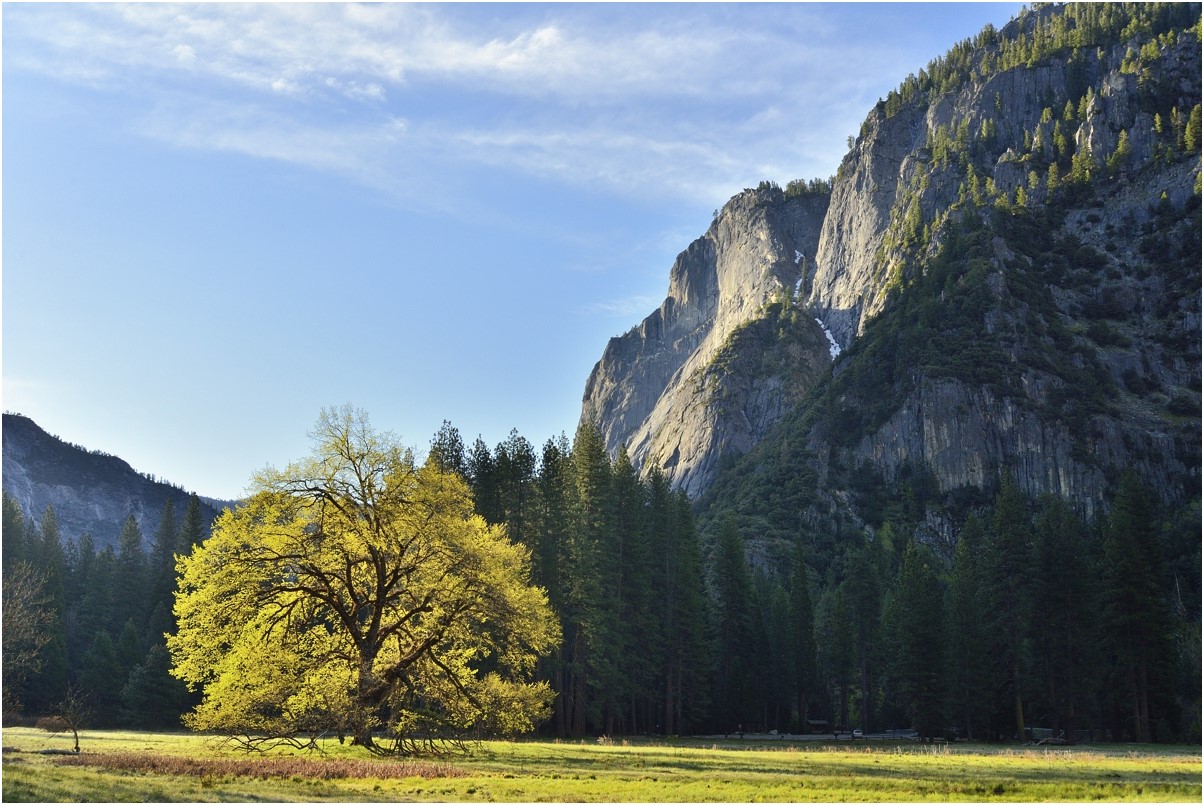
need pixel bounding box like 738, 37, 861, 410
3, 2, 1023, 501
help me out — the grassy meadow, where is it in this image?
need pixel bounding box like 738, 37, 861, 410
2, 727, 1200, 802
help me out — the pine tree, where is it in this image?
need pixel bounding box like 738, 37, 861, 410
788, 547, 819, 734
608, 447, 658, 734
1031, 496, 1097, 742
711, 515, 755, 735
987, 481, 1033, 741
78, 630, 124, 725
533, 436, 574, 735
759, 581, 793, 732
74, 546, 116, 659
121, 645, 190, 729
648, 476, 708, 735
671, 489, 710, 733
112, 515, 149, 635
1100, 471, 1174, 742
817, 585, 855, 732
883, 541, 944, 739
149, 499, 179, 619
179, 493, 206, 552
467, 437, 502, 525
570, 421, 615, 734
2, 490, 29, 571
495, 430, 537, 549
944, 515, 992, 740
1186, 104, 1202, 154
428, 420, 468, 478
843, 545, 883, 734
116, 618, 145, 679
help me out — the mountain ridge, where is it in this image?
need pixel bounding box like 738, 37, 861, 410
2, 412, 228, 549
581, 2, 1201, 532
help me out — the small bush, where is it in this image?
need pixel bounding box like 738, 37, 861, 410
35, 716, 70, 733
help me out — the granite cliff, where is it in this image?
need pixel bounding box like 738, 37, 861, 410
581, 188, 831, 497
581, 3, 1201, 539
2, 413, 226, 550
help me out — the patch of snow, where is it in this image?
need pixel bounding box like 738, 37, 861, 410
795, 250, 805, 265
814, 317, 842, 360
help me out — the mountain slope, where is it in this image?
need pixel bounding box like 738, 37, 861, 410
582, 3, 1201, 538
2, 413, 227, 549
582, 186, 833, 497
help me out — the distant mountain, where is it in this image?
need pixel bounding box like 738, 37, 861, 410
2, 413, 230, 549
581, 3, 1201, 555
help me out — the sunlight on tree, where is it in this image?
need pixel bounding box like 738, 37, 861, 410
168, 406, 559, 755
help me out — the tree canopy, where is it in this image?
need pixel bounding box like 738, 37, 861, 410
167, 407, 559, 755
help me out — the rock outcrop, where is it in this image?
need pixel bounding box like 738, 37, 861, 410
581, 188, 830, 497
2, 413, 225, 549
582, 4, 1201, 524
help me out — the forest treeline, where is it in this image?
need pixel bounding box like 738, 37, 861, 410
5, 422, 1196, 744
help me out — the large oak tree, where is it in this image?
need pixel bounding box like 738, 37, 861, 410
168, 407, 559, 754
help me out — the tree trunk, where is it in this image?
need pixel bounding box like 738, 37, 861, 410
860, 657, 872, 733
664, 670, 674, 736
1012, 654, 1025, 741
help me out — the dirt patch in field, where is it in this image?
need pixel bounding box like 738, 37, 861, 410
54, 752, 467, 780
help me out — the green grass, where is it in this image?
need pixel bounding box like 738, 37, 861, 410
3, 727, 1200, 802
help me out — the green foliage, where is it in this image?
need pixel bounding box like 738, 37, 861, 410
883, 542, 944, 738
710, 516, 757, 733
879, 4, 1201, 122
943, 516, 992, 741
1100, 472, 1176, 743
784, 176, 834, 198
168, 407, 558, 755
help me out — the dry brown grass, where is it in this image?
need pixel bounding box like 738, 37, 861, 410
54, 751, 467, 781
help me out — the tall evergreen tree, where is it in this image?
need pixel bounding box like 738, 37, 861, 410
467, 437, 502, 525
179, 493, 206, 552
495, 430, 538, 548
1031, 496, 1097, 742
883, 541, 944, 739
2, 490, 29, 571
759, 581, 792, 732
843, 544, 883, 734
74, 546, 117, 659
569, 421, 614, 734
121, 645, 190, 729
149, 499, 179, 616
532, 436, 574, 736
78, 630, 124, 726
711, 515, 755, 734
986, 481, 1033, 741
428, 420, 468, 478
1101, 471, 1174, 742
816, 584, 855, 732
788, 548, 819, 734
944, 515, 993, 740
607, 447, 657, 734
112, 515, 149, 635
665, 488, 710, 734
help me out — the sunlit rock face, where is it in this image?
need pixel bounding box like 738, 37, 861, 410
2, 413, 225, 549
583, 10, 1200, 512
581, 187, 830, 497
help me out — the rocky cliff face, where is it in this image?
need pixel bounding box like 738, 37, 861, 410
583, 3, 1201, 527
581, 188, 830, 497
2, 413, 225, 549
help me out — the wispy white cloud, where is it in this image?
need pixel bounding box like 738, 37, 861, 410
3, 3, 914, 205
